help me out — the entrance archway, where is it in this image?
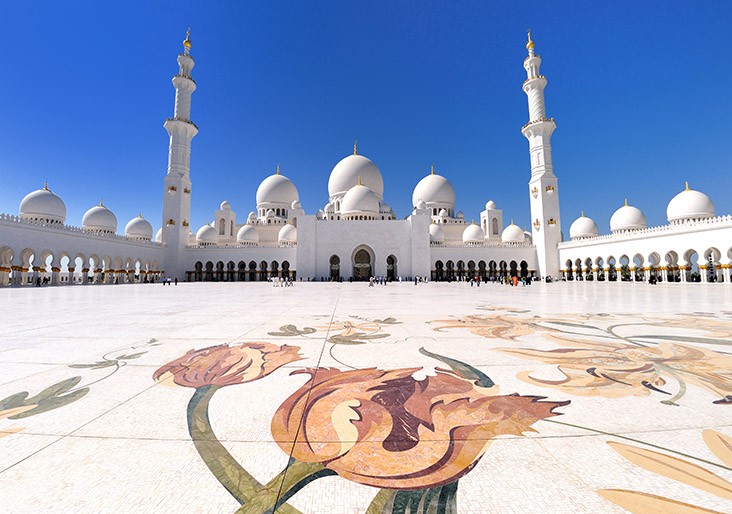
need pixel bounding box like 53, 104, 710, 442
329, 255, 340, 281
386, 255, 397, 281
352, 247, 373, 281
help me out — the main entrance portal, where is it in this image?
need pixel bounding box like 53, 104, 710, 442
352, 249, 372, 281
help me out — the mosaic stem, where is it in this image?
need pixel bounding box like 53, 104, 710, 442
234, 460, 332, 514
365, 481, 459, 514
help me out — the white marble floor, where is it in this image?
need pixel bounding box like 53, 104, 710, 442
0, 281, 731, 513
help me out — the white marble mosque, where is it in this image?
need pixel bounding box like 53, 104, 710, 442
1, 31, 731, 286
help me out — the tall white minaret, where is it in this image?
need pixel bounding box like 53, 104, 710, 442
162, 29, 198, 279
521, 30, 561, 279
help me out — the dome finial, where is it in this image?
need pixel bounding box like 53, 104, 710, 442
43, 181, 49, 191
183, 28, 192, 54
276, 163, 281, 175
526, 29, 535, 52
685, 181, 689, 191
624, 198, 628, 207
581, 210, 585, 217
139, 212, 143, 218
431, 163, 435, 175
100, 198, 104, 207
353, 139, 358, 155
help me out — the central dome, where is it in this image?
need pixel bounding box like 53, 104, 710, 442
412, 173, 455, 210
341, 184, 380, 215
610, 202, 647, 232
82, 202, 117, 234
256, 173, 299, 207
328, 154, 383, 200
666, 185, 715, 223
19, 184, 67, 225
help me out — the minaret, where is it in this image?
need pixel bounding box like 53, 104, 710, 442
521, 31, 561, 279
162, 29, 198, 278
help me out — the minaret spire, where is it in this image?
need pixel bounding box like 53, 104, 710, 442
162, 29, 199, 277
521, 31, 561, 279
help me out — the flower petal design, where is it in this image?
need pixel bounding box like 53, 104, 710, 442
272, 367, 568, 489
153, 342, 302, 388
703, 430, 732, 468
597, 489, 724, 514
607, 442, 732, 501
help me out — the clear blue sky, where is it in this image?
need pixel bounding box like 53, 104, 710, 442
2, 1, 730, 235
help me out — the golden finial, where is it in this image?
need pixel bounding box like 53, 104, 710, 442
581, 210, 585, 217
183, 28, 192, 51
511, 219, 514, 225
624, 198, 628, 207
685, 181, 689, 191
431, 164, 435, 175
276, 164, 281, 175
353, 139, 358, 155
100, 198, 105, 207
526, 29, 535, 51
43, 181, 49, 190
357, 175, 362, 186
139, 212, 143, 218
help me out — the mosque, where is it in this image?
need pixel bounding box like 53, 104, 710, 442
1, 32, 731, 286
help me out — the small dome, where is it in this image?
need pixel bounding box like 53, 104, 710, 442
256, 173, 299, 207
379, 201, 391, 213
187, 230, 197, 245
666, 184, 715, 223
278, 224, 297, 243
237, 224, 259, 244
196, 224, 218, 244
341, 184, 379, 215
438, 208, 448, 217
502, 223, 525, 243
19, 183, 67, 225
485, 200, 497, 210
456, 211, 465, 219
415, 199, 427, 210
411, 173, 455, 210
220, 200, 231, 210
324, 202, 335, 213
462, 223, 485, 243
429, 223, 445, 243
266, 208, 275, 218
328, 154, 384, 200
155, 228, 163, 243
610, 201, 647, 232
291, 200, 302, 210
569, 213, 599, 239
124, 214, 153, 240
82, 201, 117, 234
247, 211, 256, 221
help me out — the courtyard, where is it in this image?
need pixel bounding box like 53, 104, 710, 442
0, 281, 730, 513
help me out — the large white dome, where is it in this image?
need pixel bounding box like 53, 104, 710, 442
19, 184, 67, 225
429, 223, 445, 244
328, 154, 384, 200
237, 224, 259, 244
278, 224, 297, 243
462, 223, 485, 243
502, 223, 525, 243
666, 185, 715, 223
610, 201, 647, 232
124, 215, 153, 240
196, 224, 218, 244
341, 184, 380, 215
82, 202, 117, 234
256, 173, 299, 207
569, 213, 599, 239
412, 173, 455, 210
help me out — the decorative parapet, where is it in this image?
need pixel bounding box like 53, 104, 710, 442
521, 117, 554, 131
559, 214, 732, 249
431, 241, 534, 249
0, 213, 165, 247
165, 116, 198, 130
185, 242, 295, 249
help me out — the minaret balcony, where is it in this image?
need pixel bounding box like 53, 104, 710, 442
174, 73, 196, 85
521, 117, 555, 131
166, 117, 199, 130
523, 75, 546, 86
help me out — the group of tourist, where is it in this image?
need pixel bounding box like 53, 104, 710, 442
271, 276, 295, 287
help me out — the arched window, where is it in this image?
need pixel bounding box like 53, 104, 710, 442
492, 218, 499, 235
230, 220, 234, 235
219, 218, 225, 235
